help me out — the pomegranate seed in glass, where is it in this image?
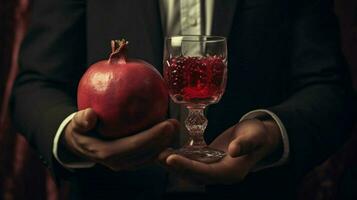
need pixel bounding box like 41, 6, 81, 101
163, 35, 227, 163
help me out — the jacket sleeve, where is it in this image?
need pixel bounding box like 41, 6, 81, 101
11, 0, 86, 180
268, 0, 355, 178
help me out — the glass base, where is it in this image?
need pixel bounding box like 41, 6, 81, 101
174, 146, 226, 163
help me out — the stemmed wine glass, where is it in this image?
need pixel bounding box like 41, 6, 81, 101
163, 35, 228, 163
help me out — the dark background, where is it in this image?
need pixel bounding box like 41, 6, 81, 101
0, 0, 356, 199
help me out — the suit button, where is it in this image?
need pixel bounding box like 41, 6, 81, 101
188, 18, 197, 26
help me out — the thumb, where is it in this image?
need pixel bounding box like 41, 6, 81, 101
72, 108, 98, 133
228, 124, 265, 158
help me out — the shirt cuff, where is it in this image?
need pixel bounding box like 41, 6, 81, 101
52, 112, 96, 170
239, 109, 290, 171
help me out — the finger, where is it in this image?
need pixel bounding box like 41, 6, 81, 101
106, 119, 179, 158
228, 125, 265, 158
209, 126, 234, 151
59, 129, 103, 164
72, 108, 97, 133
157, 148, 175, 166
70, 131, 109, 161
165, 154, 217, 183
72, 119, 179, 161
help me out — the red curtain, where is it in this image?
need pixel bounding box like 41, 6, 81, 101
0, 0, 67, 199
0, 0, 356, 199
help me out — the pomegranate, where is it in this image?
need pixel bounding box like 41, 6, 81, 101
77, 39, 168, 138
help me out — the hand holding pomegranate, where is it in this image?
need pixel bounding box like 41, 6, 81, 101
59, 108, 179, 171
57, 39, 177, 171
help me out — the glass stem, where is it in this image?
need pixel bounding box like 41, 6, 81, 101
185, 106, 208, 147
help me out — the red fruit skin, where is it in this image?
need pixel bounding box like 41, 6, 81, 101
77, 59, 168, 138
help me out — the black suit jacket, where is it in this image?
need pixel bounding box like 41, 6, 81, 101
11, 0, 355, 199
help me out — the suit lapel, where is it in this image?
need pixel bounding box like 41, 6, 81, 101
212, 0, 239, 37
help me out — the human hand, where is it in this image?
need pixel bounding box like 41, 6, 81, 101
60, 108, 179, 171
159, 119, 282, 185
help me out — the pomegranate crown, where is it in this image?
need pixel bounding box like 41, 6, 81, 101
109, 39, 128, 64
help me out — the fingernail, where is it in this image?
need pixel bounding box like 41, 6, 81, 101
83, 120, 89, 128
84, 108, 91, 115
228, 143, 240, 157
166, 155, 177, 165
164, 121, 175, 133
168, 119, 179, 126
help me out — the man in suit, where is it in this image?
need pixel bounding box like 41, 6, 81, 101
11, 0, 354, 199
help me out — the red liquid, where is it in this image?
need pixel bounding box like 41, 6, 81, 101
164, 56, 227, 105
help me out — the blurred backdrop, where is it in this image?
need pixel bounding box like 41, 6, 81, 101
0, 0, 356, 199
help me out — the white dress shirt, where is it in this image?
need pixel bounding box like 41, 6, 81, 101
53, 0, 289, 172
